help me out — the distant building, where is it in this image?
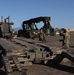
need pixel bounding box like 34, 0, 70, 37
67, 29, 74, 32
69, 29, 74, 31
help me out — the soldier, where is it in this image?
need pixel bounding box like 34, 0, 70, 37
60, 28, 70, 49
39, 28, 46, 42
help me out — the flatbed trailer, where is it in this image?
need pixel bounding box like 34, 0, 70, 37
0, 37, 74, 75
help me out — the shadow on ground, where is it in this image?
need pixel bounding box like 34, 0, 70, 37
0, 70, 6, 75
0, 56, 7, 75
46, 63, 74, 73
70, 46, 74, 48
45, 54, 74, 73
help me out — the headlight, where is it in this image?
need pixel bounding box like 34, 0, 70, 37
33, 32, 36, 34
33, 32, 38, 35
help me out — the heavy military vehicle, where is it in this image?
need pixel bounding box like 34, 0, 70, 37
0, 16, 14, 38
0, 16, 74, 75
24, 45, 53, 63
0, 37, 74, 75
0, 33, 74, 75
18, 16, 55, 38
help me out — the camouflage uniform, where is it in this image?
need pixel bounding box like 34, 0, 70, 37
61, 29, 70, 48
39, 29, 46, 42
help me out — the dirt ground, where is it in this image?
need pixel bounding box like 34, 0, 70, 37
25, 62, 74, 75
22, 32, 74, 75
24, 51, 74, 75
0, 32, 74, 75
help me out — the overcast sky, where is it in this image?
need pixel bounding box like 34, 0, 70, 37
0, 0, 74, 29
